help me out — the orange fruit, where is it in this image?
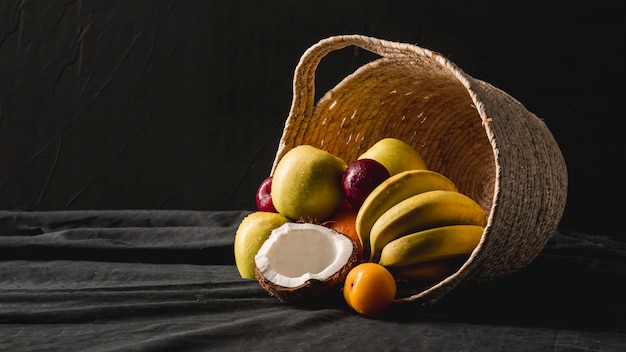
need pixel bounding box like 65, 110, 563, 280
343, 263, 397, 316
322, 207, 363, 261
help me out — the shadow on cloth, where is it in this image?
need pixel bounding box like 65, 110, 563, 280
385, 229, 626, 331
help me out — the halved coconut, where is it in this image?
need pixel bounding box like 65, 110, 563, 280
254, 222, 359, 303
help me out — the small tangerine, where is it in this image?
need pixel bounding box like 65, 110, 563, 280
343, 263, 396, 316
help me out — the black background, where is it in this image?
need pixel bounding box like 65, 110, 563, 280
1, 0, 624, 237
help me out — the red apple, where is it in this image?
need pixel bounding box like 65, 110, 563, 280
255, 176, 277, 213
342, 159, 390, 209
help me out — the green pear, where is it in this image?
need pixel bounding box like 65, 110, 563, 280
234, 211, 291, 279
358, 138, 427, 176
271, 145, 347, 222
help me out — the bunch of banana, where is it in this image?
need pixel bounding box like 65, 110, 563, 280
355, 169, 487, 283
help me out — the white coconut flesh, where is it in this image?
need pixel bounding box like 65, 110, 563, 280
255, 222, 354, 288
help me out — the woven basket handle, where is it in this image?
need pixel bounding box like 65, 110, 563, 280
289, 35, 439, 120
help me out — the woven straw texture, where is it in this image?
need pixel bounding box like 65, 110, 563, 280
271, 35, 568, 306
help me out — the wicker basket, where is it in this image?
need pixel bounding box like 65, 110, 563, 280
271, 35, 568, 306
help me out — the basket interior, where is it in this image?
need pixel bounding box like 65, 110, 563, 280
282, 55, 496, 215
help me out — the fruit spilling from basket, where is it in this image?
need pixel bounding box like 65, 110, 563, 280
234, 137, 487, 316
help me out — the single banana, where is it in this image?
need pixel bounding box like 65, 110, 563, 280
378, 224, 483, 267
387, 256, 469, 282
369, 190, 487, 262
355, 170, 459, 260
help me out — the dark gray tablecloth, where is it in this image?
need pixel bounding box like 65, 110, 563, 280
1, 210, 625, 351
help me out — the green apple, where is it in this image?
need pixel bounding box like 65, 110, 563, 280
357, 138, 427, 176
271, 145, 347, 222
234, 211, 290, 279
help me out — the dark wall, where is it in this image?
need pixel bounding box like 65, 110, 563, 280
1, 1, 624, 237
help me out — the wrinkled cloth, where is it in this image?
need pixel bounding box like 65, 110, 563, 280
1, 210, 625, 352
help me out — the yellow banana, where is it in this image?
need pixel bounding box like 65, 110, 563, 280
378, 225, 483, 267
355, 170, 458, 260
369, 191, 487, 262
387, 256, 469, 282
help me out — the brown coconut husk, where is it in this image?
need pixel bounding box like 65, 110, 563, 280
255, 232, 360, 304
